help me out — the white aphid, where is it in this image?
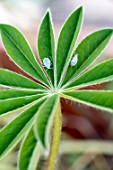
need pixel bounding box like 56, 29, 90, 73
70, 54, 78, 66
43, 57, 51, 69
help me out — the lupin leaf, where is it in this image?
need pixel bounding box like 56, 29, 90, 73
66, 59, 113, 89
56, 6, 83, 86
62, 91, 113, 113
62, 29, 113, 86
38, 11, 55, 85
0, 94, 44, 116
0, 24, 49, 86
0, 7, 113, 170
0, 90, 42, 100
0, 69, 46, 91
34, 95, 59, 150
18, 128, 41, 170
0, 98, 45, 158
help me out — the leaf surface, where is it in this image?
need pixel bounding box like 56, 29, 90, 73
0, 24, 49, 86
56, 7, 83, 85
38, 11, 55, 85
0, 98, 45, 158
62, 29, 113, 86
0, 90, 42, 100
34, 95, 59, 150
18, 128, 40, 170
62, 90, 113, 112
0, 94, 44, 116
0, 69, 46, 90
66, 59, 113, 89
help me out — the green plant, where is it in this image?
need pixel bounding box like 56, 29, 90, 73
0, 6, 113, 170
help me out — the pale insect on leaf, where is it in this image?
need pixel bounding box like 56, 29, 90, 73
70, 54, 78, 66
43, 57, 52, 69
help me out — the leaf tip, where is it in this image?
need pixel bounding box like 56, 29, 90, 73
76, 5, 83, 15
45, 8, 52, 17
78, 5, 83, 11
0, 24, 9, 30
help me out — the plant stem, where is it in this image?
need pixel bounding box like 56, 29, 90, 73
47, 102, 62, 170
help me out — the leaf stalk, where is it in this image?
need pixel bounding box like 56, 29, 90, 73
47, 102, 62, 170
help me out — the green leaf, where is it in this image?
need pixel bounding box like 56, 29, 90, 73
38, 11, 55, 85
0, 98, 45, 158
62, 90, 113, 112
27, 143, 41, 170
0, 90, 42, 100
0, 94, 44, 116
66, 59, 113, 89
34, 95, 59, 150
0, 69, 46, 90
62, 29, 113, 86
0, 24, 49, 86
18, 128, 41, 170
56, 6, 83, 85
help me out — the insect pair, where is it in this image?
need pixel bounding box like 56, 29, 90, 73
43, 54, 78, 69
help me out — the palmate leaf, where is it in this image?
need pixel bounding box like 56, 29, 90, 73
0, 7, 113, 170
18, 128, 41, 170
56, 6, 83, 86
0, 69, 47, 91
0, 94, 44, 116
38, 11, 55, 85
34, 95, 59, 150
62, 29, 113, 86
66, 59, 113, 90
62, 91, 113, 113
0, 24, 49, 86
0, 98, 45, 158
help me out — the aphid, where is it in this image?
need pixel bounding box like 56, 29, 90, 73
43, 57, 52, 69
70, 54, 78, 66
